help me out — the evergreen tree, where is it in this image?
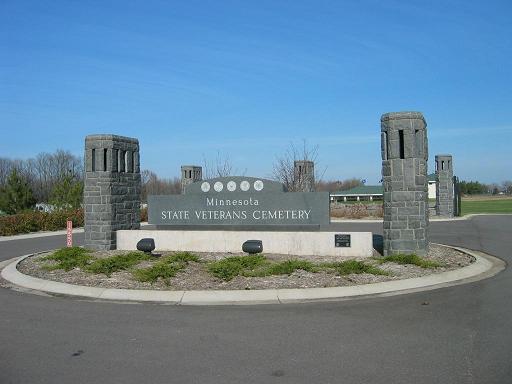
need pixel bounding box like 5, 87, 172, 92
49, 174, 83, 209
0, 168, 36, 214
459, 180, 488, 195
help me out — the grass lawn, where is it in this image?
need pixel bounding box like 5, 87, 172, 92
461, 197, 512, 215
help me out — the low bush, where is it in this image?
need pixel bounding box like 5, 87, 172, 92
244, 259, 319, 277
86, 252, 151, 276
0, 209, 84, 236
140, 207, 148, 222
41, 247, 94, 271
167, 251, 200, 263
323, 260, 388, 276
330, 203, 383, 219
208, 256, 390, 281
208, 255, 267, 281
133, 252, 200, 283
378, 254, 441, 268
133, 262, 184, 283
0, 207, 151, 236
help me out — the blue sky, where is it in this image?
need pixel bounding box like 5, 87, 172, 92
1, 0, 511, 184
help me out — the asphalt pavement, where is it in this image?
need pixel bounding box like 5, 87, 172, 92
0, 216, 510, 384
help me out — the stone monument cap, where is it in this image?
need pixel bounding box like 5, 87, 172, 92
85, 134, 139, 144
380, 111, 425, 122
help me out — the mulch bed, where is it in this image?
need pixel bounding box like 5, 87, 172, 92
17, 244, 474, 291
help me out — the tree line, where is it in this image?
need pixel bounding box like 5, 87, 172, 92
1, 147, 510, 215
459, 180, 512, 195
0, 151, 83, 214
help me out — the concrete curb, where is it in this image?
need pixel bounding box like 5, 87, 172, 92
1, 245, 505, 305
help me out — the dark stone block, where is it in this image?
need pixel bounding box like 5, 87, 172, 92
242, 240, 263, 254
137, 238, 156, 253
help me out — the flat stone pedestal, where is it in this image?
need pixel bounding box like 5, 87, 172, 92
117, 230, 373, 258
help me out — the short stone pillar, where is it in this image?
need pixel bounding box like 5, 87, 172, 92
435, 154, 454, 217
84, 135, 141, 250
294, 160, 315, 192
181, 165, 202, 193
381, 112, 429, 256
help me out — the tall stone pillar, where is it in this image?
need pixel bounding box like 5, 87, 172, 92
84, 135, 141, 250
381, 112, 429, 256
294, 160, 315, 192
435, 154, 454, 217
181, 165, 202, 193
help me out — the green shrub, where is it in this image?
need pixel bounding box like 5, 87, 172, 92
208, 256, 321, 280
244, 259, 319, 277
41, 247, 94, 271
166, 251, 200, 263
133, 251, 199, 283
323, 260, 388, 276
208, 255, 267, 281
379, 254, 441, 268
133, 262, 184, 283
86, 252, 151, 276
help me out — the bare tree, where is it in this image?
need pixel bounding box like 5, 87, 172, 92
316, 178, 363, 193
501, 180, 512, 195
488, 183, 500, 195
202, 152, 242, 179
27, 153, 52, 202
1, 150, 83, 203
141, 170, 181, 202
272, 140, 324, 191
51, 150, 83, 180
0, 158, 14, 187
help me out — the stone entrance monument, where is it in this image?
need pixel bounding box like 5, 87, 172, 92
381, 112, 429, 256
435, 154, 454, 217
82, 135, 372, 257
118, 175, 372, 257
84, 135, 141, 250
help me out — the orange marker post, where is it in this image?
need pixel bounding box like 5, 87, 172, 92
66, 220, 73, 247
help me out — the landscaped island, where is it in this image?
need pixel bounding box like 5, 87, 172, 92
18, 245, 474, 291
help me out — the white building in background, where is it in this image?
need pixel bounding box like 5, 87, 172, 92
428, 173, 436, 199
330, 186, 383, 203
329, 174, 438, 203
35, 203, 55, 213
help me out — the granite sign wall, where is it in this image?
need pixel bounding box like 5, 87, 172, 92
148, 176, 329, 226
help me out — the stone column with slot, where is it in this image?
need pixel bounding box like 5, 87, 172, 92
435, 154, 454, 217
84, 135, 141, 250
381, 112, 429, 256
294, 160, 315, 192
181, 165, 202, 194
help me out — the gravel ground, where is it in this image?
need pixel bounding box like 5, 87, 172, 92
17, 244, 474, 291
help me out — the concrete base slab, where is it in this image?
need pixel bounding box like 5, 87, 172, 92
1, 245, 505, 305
117, 230, 373, 257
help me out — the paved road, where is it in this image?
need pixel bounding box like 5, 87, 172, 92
0, 217, 510, 384
0, 232, 85, 262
